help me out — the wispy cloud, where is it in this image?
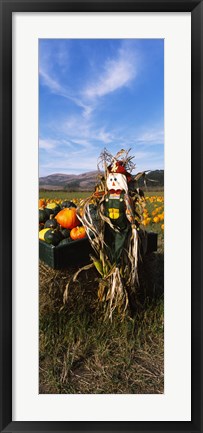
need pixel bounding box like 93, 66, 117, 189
39, 67, 92, 116
96, 129, 114, 144
39, 138, 59, 150
39, 40, 92, 117
39, 39, 70, 74
39, 137, 77, 154
45, 113, 164, 164
52, 114, 115, 149
39, 41, 138, 119
39, 39, 164, 176
135, 128, 164, 146
40, 149, 100, 176
39, 69, 62, 93
39, 145, 163, 177
83, 46, 137, 100
55, 42, 70, 73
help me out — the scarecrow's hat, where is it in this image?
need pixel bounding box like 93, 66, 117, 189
107, 160, 132, 183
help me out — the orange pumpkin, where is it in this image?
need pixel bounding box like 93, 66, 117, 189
55, 207, 80, 229
70, 226, 86, 240
39, 198, 46, 208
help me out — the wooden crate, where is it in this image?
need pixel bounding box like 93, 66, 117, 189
39, 231, 158, 269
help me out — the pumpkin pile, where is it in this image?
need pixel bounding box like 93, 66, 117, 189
39, 200, 86, 247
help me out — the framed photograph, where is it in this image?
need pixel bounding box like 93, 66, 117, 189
0, 1, 202, 432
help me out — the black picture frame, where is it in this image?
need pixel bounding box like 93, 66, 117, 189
0, 1, 202, 432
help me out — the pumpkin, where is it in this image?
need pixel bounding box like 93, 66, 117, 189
39, 208, 49, 224
44, 215, 58, 229
39, 228, 51, 241
53, 206, 61, 216
39, 198, 46, 208
153, 216, 160, 223
46, 203, 61, 216
60, 228, 71, 239
61, 200, 77, 209
55, 208, 80, 229
46, 202, 58, 210
70, 226, 86, 240
44, 207, 55, 219
59, 238, 73, 246
44, 229, 62, 246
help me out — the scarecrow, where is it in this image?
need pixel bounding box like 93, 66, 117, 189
64, 149, 145, 319
102, 159, 138, 267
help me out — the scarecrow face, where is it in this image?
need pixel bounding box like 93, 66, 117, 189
106, 172, 128, 193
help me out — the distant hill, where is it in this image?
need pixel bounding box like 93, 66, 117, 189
39, 171, 100, 191
39, 169, 164, 191
137, 170, 164, 188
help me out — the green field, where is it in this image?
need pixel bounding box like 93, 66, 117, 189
39, 191, 164, 394
39, 189, 164, 200
39, 190, 92, 200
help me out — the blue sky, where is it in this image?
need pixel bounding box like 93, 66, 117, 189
39, 39, 164, 177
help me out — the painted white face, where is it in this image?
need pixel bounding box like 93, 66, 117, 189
106, 172, 128, 193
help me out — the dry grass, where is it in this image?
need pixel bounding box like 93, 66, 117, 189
39, 238, 164, 394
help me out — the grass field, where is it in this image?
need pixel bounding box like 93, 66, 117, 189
39, 190, 92, 200
39, 189, 164, 200
39, 191, 164, 394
